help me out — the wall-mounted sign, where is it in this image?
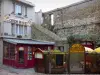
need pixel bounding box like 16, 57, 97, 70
4, 14, 33, 26
35, 53, 43, 59
70, 44, 85, 53
5, 19, 32, 25
19, 47, 24, 51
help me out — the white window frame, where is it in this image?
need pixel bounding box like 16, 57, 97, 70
24, 26, 27, 35
25, 6, 27, 16
16, 24, 19, 35
19, 25, 23, 35
11, 23, 15, 35
15, 4, 22, 15
28, 46, 32, 60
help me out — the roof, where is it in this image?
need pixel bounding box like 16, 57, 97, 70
50, 50, 65, 54
35, 48, 65, 54
33, 24, 67, 41
3, 38, 55, 45
69, 34, 98, 41
16, 0, 35, 7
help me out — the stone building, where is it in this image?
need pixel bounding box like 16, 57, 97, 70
42, 0, 100, 43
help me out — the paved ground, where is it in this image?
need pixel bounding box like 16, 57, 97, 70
0, 64, 37, 75
0, 64, 100, 75
0, 68, 100, 75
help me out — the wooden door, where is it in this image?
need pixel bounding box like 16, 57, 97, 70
17, 46, 25, 68
26, 46, 35, 68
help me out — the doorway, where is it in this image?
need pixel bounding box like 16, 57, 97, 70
18, 50, 24, 64
18, 47, 24, 64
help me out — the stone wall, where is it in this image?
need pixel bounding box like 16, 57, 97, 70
31, 24, 69, 51
42, 0, 100, 40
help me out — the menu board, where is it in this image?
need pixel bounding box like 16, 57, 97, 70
69, 44, 85, 73
35, 53, 43, 59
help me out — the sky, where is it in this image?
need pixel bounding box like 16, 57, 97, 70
26, 0, 83, 12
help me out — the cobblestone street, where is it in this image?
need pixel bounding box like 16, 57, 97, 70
0, 67, 43, 75
0, 68, 100, 75
0, 65, 100, 75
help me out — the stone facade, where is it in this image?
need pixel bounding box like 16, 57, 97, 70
42, 0, 100, 40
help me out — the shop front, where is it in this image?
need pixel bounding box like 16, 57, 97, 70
81, 41, 94, 49
3, 38, 55, 68
34, 49, 66, 74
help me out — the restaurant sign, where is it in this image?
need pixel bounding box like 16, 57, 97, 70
70, 44, 85, 53
4, 14, 33, 25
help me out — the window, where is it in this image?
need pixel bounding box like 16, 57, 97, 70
3, 42, 15, 59
16, 24, 19, 35
28, 46, 32, 60
87, 42, 92, 45
51, 14, 54, 25
19, 25, 23, 35
25, 6, 27, 16
9, 45, 15, 59
3, 43, 9, 58
58, 46, 64, 52
19, 50, 24, 64
48, 46, 51, 51
24, 26, 27, 35
15, 4, 22, 15
16, 25, 27, 35
11, 23, 15, 35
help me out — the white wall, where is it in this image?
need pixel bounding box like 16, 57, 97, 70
3, 0, 13, 15
35, 10, 43, 25
0, 0, 35, 39
27, 26, 31, 38
4, 22, 12, 35
27, 7, 35, 22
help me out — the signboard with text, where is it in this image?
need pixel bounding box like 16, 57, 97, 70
4, 14, 33, 26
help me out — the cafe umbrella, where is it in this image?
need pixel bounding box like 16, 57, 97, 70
94, 47, 100, 53
85, 47, 94, 53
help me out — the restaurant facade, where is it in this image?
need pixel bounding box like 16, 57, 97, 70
3, 38, 54, 68
0, 0, 34, 66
